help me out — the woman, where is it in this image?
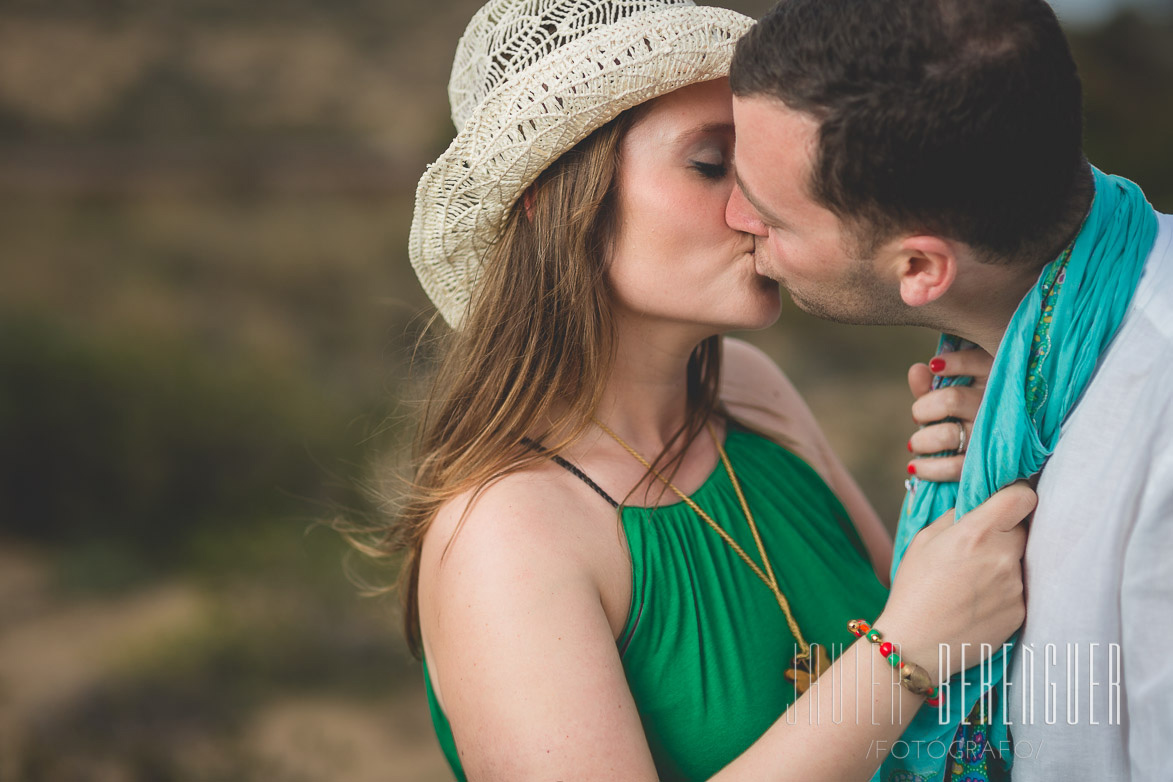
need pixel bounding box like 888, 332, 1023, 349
392, 0, 1033, 779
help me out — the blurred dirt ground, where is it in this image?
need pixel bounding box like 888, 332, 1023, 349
0, 542, 451, 781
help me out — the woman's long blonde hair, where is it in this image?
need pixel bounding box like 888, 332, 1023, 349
383, 108, 722, 657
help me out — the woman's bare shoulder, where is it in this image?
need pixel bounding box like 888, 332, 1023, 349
719, 336, 836, 478
418, 463, 609, 671
414, 462, 650, 775
721, 337, 812, 426
421, 462, 599, 589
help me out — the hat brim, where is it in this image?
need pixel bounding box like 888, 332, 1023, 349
409, 5, 754, 328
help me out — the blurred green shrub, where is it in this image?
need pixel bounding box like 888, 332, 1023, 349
0, 314, 371, 561
1071, 12, 1173, 210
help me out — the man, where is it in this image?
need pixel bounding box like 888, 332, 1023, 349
726, 1, 1172, 781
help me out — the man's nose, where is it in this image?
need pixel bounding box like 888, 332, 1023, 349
726, 183, 767, 237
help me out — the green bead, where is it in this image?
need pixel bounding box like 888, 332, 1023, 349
887, 653, 902, 667
866, 630, 882, 643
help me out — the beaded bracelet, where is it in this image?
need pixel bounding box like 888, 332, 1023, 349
848, 619, 941, 707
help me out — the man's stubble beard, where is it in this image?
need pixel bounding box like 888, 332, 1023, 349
781, 249, 915, 327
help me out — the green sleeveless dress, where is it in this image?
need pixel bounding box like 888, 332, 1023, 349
423, 425, 890, 781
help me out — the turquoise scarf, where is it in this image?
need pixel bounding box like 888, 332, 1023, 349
878, 167, 1157, 782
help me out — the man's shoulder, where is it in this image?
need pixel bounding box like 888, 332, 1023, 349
1133, 210, 1173, 342
1045, 209, 1173, 461
1049, 210, 1173, 453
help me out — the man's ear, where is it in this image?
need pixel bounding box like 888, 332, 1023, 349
894, 235, 958, 308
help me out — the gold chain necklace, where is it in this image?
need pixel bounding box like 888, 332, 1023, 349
593, 417, 830, 694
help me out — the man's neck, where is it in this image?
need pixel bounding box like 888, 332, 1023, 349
939, 261, 1044, 354
934, 171, 1095, 354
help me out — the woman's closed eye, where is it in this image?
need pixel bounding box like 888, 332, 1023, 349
690, 159, 728, 180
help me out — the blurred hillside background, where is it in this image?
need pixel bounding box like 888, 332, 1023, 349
0, 0, 1170, 779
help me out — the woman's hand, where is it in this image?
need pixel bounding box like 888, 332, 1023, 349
874, 482, 1035, 683
905, 348, 994, 482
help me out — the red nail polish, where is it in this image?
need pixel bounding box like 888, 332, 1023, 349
929, 357, 946, 373
907, 439, 913, 453
907, 463, 917, 475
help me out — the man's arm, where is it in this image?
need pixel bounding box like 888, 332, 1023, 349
1120, 395, 1173, 781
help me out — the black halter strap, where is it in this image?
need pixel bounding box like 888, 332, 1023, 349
520, 437, 620, 509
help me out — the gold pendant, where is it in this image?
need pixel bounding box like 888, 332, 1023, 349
784, 644, 831, 695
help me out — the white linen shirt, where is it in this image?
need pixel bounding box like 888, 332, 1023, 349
1006, 210, 1173, 781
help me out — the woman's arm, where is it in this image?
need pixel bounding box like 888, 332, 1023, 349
718, 484, 1033, 781
421, 469, 1034, 781
419, 474, 659, 780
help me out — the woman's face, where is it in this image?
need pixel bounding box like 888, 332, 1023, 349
608, 78, 781, 335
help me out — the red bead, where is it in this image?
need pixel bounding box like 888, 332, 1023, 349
879, 642, 893, 657
926, 694, 941, 707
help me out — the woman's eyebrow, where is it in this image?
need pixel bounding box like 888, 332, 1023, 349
675, 121, 734, 144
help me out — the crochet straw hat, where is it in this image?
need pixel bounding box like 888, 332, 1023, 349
409, 0, 753, 328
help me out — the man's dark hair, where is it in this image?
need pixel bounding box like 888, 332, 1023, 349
730, 0, 1093, 264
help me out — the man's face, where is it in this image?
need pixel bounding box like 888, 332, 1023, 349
726, 95, 905, 325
